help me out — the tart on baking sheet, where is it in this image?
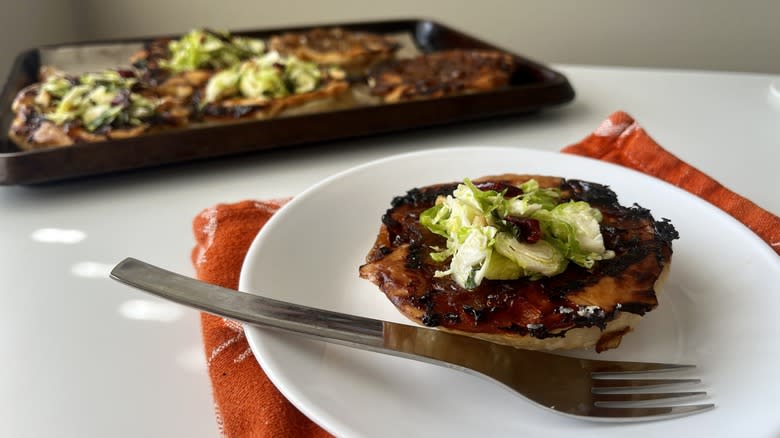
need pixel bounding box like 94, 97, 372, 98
195, 51, 349, 120
368, 49, 517, 102
269, 27, 400, 74
130, 29, 270, 125
130, 28, 267, 87
8, 69, 165, 150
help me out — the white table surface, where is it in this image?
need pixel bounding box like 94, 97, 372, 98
1, 64, 778, 438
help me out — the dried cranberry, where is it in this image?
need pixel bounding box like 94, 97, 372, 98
505, 217, 542, 243
474, 181, 523, 198
116, 69, 136, 78
111, 89, 131, 107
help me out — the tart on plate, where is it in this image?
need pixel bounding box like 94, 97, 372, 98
359, 174, 677, 352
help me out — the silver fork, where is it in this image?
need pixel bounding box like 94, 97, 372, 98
110, 257, 714, 422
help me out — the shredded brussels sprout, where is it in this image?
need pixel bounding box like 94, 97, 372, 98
163, 29, 266, 72
420, 178, 615, 289
36, 70, 156, 132
202, 52, 326, 103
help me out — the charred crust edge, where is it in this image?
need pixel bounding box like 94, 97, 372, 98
390, 184, 458, 209
654, 217, 680, 243
562, 179, 618, 205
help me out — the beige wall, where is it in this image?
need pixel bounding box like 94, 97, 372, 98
0, 0, 86, 80
2, 0, 779, 81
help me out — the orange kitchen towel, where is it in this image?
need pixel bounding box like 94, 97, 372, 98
191, 199, 332, 438
190, 111, 780, 438
562, 111, 780, 255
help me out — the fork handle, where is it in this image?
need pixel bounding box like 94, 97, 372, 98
110, 257, 554, 378
110, 257, 390, 351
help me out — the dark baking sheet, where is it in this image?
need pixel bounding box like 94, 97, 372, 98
0, 19, 574, 185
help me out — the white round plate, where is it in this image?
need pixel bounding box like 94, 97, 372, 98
239, 147, 780, 438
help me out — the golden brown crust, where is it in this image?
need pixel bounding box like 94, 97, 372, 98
9, 84, 75, 150
155, 69, 212, 97
269, 27, 399, 73
359, 174, 677, 352
368, 50, 517, 102
9, 121, 72, 150
199, 79, 350, 121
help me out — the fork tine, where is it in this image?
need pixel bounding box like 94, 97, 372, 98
592, 378, 701, 392
588, 359, 696, 375
593, 391, 707, 407
589, 404, 715, 420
